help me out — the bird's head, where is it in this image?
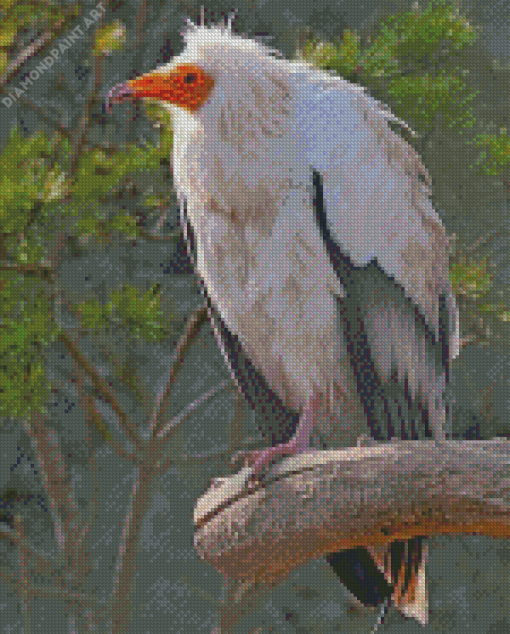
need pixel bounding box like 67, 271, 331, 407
106, 20, 298, 214
106, 21, 291, 135
106, 63, 215, 114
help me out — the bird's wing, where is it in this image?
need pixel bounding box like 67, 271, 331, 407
290, 69, 459, 624
292, 68, 459, 363
292, 68, 459, 443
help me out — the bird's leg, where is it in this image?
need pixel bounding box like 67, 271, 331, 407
232, 391, 320, 481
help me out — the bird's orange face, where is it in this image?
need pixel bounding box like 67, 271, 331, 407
122, 64, 215, 112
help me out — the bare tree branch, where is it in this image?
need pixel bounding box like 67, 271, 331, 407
12, 95, 73, 138
68, 3, 109, 176
59, 332, 141, 452
0, 6, 79, 89
150, 302, 209, 437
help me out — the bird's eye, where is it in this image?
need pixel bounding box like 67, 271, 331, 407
184, 73, 197, 84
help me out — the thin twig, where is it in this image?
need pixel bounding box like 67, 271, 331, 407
59, 332, 141, 452
16, 95, 73, 139
0, 262, 54, 279
68, 8, 108, 176
71, 359, 134, 461
110, 463, 153, 633
24, 413, 68, 551
100, 349, 148, 407
134, 0, 148, 49
155, 380, 228, 439
150, 302, 209, 437
465, 233, 496, 253
0, 6, 79, 89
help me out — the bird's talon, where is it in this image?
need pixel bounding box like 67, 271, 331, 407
231, 450, 250, 467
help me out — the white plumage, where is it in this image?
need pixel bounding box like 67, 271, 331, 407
107, 19, 460, 626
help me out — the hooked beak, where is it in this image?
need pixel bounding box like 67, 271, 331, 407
105, 82, 135, 113
106, 65, 215, 113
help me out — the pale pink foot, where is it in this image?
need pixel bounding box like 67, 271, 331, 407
232, 392, 321, 484
232, 436, 304, 480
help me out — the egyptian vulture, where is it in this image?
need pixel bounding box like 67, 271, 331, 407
107, 17, 459, 628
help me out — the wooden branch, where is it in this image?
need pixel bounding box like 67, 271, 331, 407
0, 6, 79, 89
150, 302, 209, 437
59, 332, 141, 452
0, 261, 54, 280
68, 11, 108, 177
194, 438, 510, 586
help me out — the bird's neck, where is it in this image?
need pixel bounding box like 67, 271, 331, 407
177, 124, 297, 227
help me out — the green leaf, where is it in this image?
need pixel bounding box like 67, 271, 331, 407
450, 256, 492, 298
0, 273, 58, 416
93, 21, 126, 56
469, 129, 510, 175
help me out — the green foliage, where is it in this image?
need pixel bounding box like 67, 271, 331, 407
361, 0, 477, 82
93, 21, 126, 56
0, 127, 171, 255
73, 297, 114, 334
0, 128, 65, 236
109, 284, 170, 341
73, 284, 172, 341
0, 126, 171, 240
449, 236, 510, 347
0, 0, 78, 75
378, 0, 476, 61
299, 0, 479, 131
450, 256, 493, 299
143, 105, 174, 135
0, 0, 66, 26
469, 128, 510, 176
71, 145, 165, 204
387, 69, 477, 131
478, 302, 510, 323
0, 273, 58, 416
0, 123, 173, 417
66, 140, 170, 241
300, 31, 361, 79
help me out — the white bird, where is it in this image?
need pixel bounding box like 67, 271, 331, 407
107, 17, 459, 628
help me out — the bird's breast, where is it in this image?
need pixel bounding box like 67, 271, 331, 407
194, 188, 345, 411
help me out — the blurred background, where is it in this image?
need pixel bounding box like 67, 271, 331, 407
1, 0, 510, 631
